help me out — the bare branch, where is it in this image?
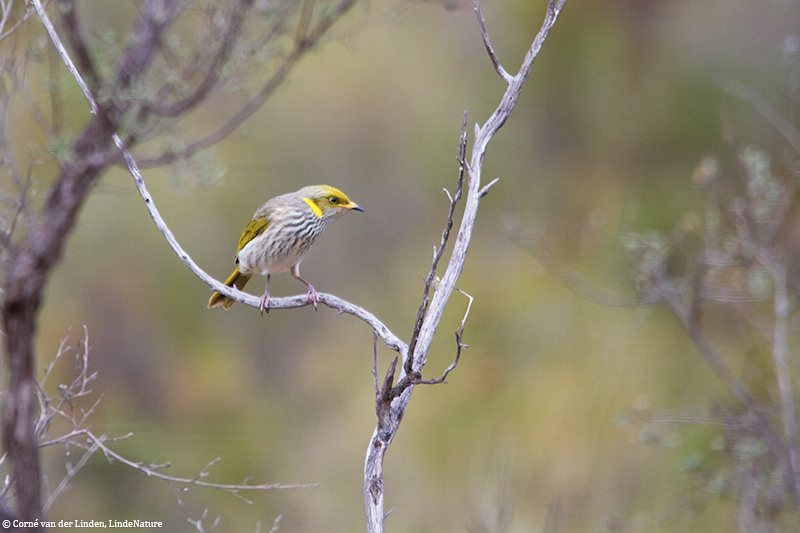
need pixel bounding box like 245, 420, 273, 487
372, 331, 380, 398
378, 357, 399, 405
142, 0, 255, 118
266, 514, 283, 533
364, 0, 567, 529
188, 509, 221, 533
31, 326, 316, 518
0, 0, 12, 38
81, 430, 318, 494
478, 177, 499, 198
57, 0, 101, 89
473, 0, 511, 83
0, 0, 54, 42
35, 325, 97, 441
412, 0, 566, 386
33, 0, 97, 115
406, 113, 468, 374
133, 0, 360, 169
42, 433, 100, 512
413, 288, 472, 386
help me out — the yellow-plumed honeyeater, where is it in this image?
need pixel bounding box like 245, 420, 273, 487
208, 185, 363, 313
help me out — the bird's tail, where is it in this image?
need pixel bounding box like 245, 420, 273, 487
208, 267, 252, 309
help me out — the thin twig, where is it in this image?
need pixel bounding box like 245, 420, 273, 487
188, 508, 221, 533
0, 0, 54, 42
42, 434, 100, 512
57, 0, 101, 89
32, 0, 97, 115
474, 0, 510, 83
132, 0, 359, 169
413, 288, 472, 385
478, 177, 499, 198
406, 112, 468, 374
142, 0, 254, 118
372, 331, 380, 397
0, 0, 12, 38
83, 429, 318, 494
266, 514, 283, 533
33, 326, 313, 513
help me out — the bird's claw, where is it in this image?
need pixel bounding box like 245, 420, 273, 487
259, 293, 270, 315
307, 288, 319, 311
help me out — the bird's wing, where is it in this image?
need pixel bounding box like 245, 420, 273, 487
236, 217, 270, 257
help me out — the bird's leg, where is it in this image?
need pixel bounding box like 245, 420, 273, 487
291, 265, 318, 310
259, 274, 271, 315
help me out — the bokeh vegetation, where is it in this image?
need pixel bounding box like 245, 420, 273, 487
4, 0, 800, 531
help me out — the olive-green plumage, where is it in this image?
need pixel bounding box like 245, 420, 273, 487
208, 185, 363, 313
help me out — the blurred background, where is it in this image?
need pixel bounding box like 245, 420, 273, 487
4, 0, 800, 530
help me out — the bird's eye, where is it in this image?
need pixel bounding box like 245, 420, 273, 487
329, 196, 339, 204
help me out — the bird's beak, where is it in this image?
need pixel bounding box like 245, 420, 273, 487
347, 202, 364, 213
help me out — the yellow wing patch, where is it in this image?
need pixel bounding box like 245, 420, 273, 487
302, 197, 323, 217
236, 217, 270, 256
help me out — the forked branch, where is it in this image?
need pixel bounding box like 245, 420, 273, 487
364, 1, 567, 531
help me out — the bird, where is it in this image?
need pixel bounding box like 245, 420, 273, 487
208, 185, 363, 314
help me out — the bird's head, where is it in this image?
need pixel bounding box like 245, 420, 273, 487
300, 185, 364, 220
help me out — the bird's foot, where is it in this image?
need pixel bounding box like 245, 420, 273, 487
306, 287, 319, 311
259, 293, 270, 315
